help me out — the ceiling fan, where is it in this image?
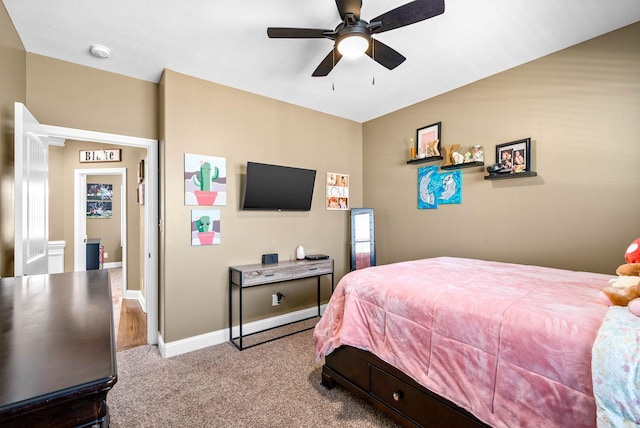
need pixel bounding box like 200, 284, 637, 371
267, 0, 445, 77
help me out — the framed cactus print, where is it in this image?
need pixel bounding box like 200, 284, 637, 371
191, 209, 221, 246
185, 153, 227, 205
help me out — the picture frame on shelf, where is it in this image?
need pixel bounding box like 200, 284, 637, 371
416, 122, 441, 159
496, 138, 531, 173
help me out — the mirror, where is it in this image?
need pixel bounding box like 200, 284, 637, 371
350, 208, 375, 270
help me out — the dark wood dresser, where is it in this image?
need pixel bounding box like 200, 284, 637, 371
0, 270, 117, 427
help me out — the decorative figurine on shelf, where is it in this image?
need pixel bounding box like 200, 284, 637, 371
452, 151, 464, 164
426, 139, 440, 157
464, 152, 472, 163
441, 144, 460, 166
472, 145, 484, 162
418, 143, 426, 158
409, 138, 416, 160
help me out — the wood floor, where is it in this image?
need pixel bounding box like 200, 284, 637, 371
109, 268, 147, 352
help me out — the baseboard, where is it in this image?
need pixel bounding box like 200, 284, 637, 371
103, 261, 123, 269
124, 289, 146, 313
158, 304, 327, 358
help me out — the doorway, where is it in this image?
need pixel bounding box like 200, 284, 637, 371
43, 124, 158, 345
74, 168, 128, 298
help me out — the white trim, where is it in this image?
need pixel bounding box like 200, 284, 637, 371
48, 240, 66, 253
158, 305, 327, 358
125, 289, 147, 313
48, 240, 66, 274
43, 124, 159, 345
43, 125, 153, 148
73, 172, 87, 271
103, 261, 123, 269
48, 137, 66, 147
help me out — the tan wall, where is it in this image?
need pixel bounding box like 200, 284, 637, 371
160, 69, 363, 342
363, 22, 640, 275
25, 54, 158, 140
48, 141, 145, 290
0, 2, 26, 277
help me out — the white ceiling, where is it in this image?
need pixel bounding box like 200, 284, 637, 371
4, 0, 640, 123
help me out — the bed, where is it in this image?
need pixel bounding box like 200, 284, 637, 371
592, 306, 640, 427
313, 257, 620, 428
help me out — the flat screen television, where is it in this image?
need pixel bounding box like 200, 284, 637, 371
241, 162, 317, 211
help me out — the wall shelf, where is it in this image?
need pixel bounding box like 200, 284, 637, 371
406, 156, 443, 165
484, 171, 538, 180
441, 161, 484, 170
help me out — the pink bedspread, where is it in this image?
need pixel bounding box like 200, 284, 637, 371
314, 257, 611, 428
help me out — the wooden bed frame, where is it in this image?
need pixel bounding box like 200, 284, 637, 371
321, 346, 490, 428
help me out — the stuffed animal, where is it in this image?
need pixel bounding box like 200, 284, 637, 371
624, 237, 640, 263
599, 237, 640, 316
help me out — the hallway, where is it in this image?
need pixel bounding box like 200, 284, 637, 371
109, 268, 147, 352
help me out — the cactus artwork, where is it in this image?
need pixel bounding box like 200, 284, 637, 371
192, 162, 220, 191
196, 215, 210, 232
191, 210, 220, 246
185, 153, 226, 206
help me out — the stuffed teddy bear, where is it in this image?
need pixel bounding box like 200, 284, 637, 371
599, 237, 640, 316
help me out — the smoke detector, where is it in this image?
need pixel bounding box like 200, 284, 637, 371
89, 44, 111, 58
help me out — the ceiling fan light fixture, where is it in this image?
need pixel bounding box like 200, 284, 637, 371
268, 0, 444, 76
337, 34, 369, 58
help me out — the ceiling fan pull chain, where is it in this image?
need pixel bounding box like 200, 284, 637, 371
332, 48, 336, 90
372, 41, 375, 85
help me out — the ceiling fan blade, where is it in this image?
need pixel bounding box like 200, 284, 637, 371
366, 39, 406, 70
370, 0, 445, 34
335, 0, 362, 20
312, 49, 343, 77
267, 27, 333, 39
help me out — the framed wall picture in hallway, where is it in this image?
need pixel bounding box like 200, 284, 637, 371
87, 183, 113, 218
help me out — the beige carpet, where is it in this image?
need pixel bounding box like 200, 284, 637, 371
108, 328, 399, 427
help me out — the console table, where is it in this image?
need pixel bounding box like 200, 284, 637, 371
0, 270, 117, 427
229, 258, 334, 350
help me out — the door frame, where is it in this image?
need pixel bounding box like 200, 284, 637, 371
43, 124, 159, 345
74, 168, 127, 297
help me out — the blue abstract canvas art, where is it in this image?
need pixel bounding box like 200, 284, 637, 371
436, 171, 462, 204
417, 165, 439, 209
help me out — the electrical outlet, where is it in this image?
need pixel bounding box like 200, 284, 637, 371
103, 252, 108, 259
272, 294, 280, 306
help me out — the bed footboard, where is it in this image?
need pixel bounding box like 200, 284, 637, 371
322, 346, 489, 428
